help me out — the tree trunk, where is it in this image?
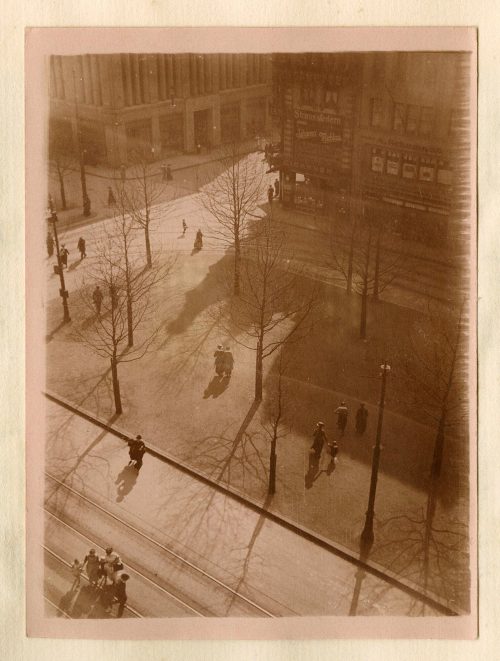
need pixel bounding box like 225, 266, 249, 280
234, 235, 241, 296
110, 356, 123, 414
373, 224, 382, 300
255, 338, 263, 401
346, 220, 356, 295
127, 295, 133, 347
268, 434, 277, 495
360, 285, 368, 339
144, 224, 152, 269
431, 408, 446, 479
57, 167, 67, 210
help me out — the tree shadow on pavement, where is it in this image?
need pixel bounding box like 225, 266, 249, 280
115, 464, 139, 502
166, 251, 233, 335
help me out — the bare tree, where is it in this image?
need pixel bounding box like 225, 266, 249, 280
73, 229, 171, 414
125, 149, 173, 269
199, 142, 267, 296
330, 214, 407, 339
49, 124, 76, 210
107, 182, 176, 347
219, 216, 317, 401
262, 349, 293, 495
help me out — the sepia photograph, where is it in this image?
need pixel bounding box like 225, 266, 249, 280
25, 27, 477, 638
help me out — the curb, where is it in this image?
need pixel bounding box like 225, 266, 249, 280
45, 389, 463, 617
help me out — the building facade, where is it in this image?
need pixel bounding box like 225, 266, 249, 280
49, 53, 272, 166
273, 52, 465, 242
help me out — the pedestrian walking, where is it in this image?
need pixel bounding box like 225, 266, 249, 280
113, 572, 130, 618
92, 285, 103, 316
108, 186, 116, 206
77, 236, 86, 259
274, 177, 280, 199
182, 219, 187, 235
70, 559, 83, 591
59, 245, 69, 268
335, 401, 349, 435
222, 347, 234, 377
128, 435, 146, 470
46, 231, 54, 258
214, 344, 225, 376
355, 403, 368, 435
310, 421, 327, 463
267, 185, 274, 205
102, 547, 119, 584
194, 229, 203, 250
83, 548, 100, 587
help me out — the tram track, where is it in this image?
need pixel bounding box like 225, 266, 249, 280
45, 471, 276, 618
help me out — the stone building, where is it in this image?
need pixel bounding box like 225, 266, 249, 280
49, 53, 272, 166
273, 52, 466, 242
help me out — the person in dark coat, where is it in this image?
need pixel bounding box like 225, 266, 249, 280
182, 219, 187, 235
59, 245, 69, 268
113, 572, 129, 618
77, 236, 86, 259
222, 347, 234, 377
92, 286, 103, 315
267, 185, 274, 205
310, 422, 327, 462
128, 435, 146, 470
335, 401, 348, 435
46, 231, 54, 258
355, 403, 368, 434
274, 178, 280, 199
214, 345, 225, 376
108, 186, 116, 206
83, 548, 100, 587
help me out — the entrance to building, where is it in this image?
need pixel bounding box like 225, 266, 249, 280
194, 109, 210, 149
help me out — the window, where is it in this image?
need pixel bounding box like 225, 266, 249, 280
418, 157, 436, 182
300, 85, 315, 106
402, 152, 418, 179
437, 160, 452, 185
371, 148, 385, 173
386, 150, 400, 176
393, 103, 406, 131
323, 88, 338, 110
370, 98, 384, 128
406, 105, 420, 134
419, 107, 434, 136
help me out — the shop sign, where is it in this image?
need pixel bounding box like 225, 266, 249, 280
371, 155, 384, 172
419, 165, 435, 182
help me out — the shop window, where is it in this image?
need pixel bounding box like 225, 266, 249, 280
437, 160, 452, 185
419, 156, 436, 182
402, 153, 418, 179
406, 105, 420, 134
386, 150, 400, 176
371, 148, 385, 173
300, 85, 315, 106
370, 98, 384, 128
419, 106, 434, 136
393, 103, 406, 132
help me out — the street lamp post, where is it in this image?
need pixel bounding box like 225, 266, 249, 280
360, 361, 391, 550
47, 202, 71, 323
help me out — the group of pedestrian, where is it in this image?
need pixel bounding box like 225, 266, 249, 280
213, 345, 234, 378
69, 546, 130, 617
48, 236, 87, 267
309, 402, 369, 465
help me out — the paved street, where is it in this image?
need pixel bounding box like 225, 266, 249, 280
44, 151, 469, 613
44, 399, 444, 617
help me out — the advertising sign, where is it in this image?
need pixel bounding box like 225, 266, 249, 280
292, 106, 351, 174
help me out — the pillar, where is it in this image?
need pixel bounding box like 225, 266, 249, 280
104, 121, 127, 167
184, 100, 195, 152
151, 114, 162, 159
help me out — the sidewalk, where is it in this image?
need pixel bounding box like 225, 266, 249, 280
43, 397, 447, 617
49, 139, 259, 228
